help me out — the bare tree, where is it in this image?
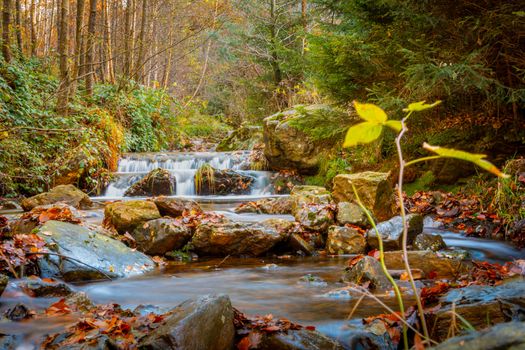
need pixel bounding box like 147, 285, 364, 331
1, 0, 12, 62
85, 0, 97, 96
56, 0, 70, 115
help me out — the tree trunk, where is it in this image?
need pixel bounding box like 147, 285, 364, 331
102, 0, 114, 83
1, 0, 12, 62
301, 0, 307, 55
123, 0, 135, 80
14, 0, 22, 57
135, 0, 147, 82
29, 0, 36, 56
56, 0, 70, 116
70, 0, 85, 96
85, 0, 97, 96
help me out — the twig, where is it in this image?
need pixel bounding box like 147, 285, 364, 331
0, 126, 82, 134
0, 249, 19, 279
27, 252, 113, 280
213, 254, 230, 269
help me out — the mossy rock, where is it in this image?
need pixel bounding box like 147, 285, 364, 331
124, 168, 175, 197
216, 125, 263, 151
21, 185, 92, 211
104, 200, 161, 234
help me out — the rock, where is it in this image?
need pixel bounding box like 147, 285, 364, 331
0, 200, 21, 210
138, 294, 234, 350
291, 185, 332, 212
257, 329, 345, 350
343, 256, 391, 291
21, 185, 92, 211
10, 203, 82, 235
153, 197, 202, 217
430, 322, 525, 350
414, 233, 446, 251
382, 250, 470, 278
429, 281, 525, 342
504, 158, 525, 176
5, 304, 33, 321
332, 172, 395, 221
0, 334, 24, 350
104, 200, 161, 234
216, 125, 263, 151
195, 166, 255, 195
366, 214, 423, 251
191, 219, 291, 256
16, 277, 73, 297
294, 204, 335, 232
289, 233, 315, 255
270, 171, 304, 194
132, 218, 192, 256
326, 226, 366, 255
263, 104, 348, 173
37, 221, 155, 281
337, 324, 396, 350
124, 168, 175, 197
0, 273, 8, 297
234, 197, 292, 215
336, 201, 369, 227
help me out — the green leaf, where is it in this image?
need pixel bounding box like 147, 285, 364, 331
343, 122, 383, 147
403, 100, 442, 112
354, 101, 387, 123
384, 120, 402, 132
423, 143, 509, 178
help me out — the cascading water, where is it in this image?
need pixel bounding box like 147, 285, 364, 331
99, 151, 276, 199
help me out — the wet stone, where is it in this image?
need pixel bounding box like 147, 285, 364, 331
16, 277, 74, 297
413, 233, 447, 251
342, 256, 391, 292
326, 225, 366, 255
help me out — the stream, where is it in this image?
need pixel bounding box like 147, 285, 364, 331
2, 151, 525, 347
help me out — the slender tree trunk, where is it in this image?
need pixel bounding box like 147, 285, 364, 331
85, 0, 97, 96
123, 0, 134, 79
29, 0, 36, 56
102, 0, 114, 83
71, 0, 85, 96
57, 0, 70, 115
1, 0, 12, 62
301, 0, 307, 55
135, 0, 147, 82
14, 0, 22, 57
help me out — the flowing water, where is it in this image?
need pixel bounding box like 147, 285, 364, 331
2, 151, 525, 348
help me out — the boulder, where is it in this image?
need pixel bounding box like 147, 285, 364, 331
21, 185, 92, 211
382, 250, 470, 278
0, 200, 21, 210
288, 233, 315, 255
414, 233, 446, 251
138, 295, 234, 350
430, 322, 525, 350
429, 281, 525, 342
504, 158, 525, 176
104, 200, 161, 234
263, 105, 348, 173
195, 167, 255, 195
291, 186, 332, 212
216, 125, 263, 151
0, 273, 8, 297
294, 204, 335, 232
191, 219, 291, 256
332, 172, 395, 221
10, 203, 82, 235
366, 214, 423, 251
343, 256, 391, 291
132, 218, 192, 256
326, 226, 366, 255
153, 197, 202, 217
124, 168, 175, 197
15, 277, 73, 297
336, 202, 369, 227
37, 221, 155, 281
234, 197, 292, 215
257, 329, 345, 350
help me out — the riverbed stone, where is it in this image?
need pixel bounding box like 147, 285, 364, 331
383, 250, 470, 278
294, 203, 335, 232
289, 233, 315, 255
257, 329, 345, 350
343, 256, 391, 291
21, 185, 92, 211
195, 167, 255, 195
192, 219, 290, 256
336, 201, 369, 227
153, 197, 202, 217
414, 233, 446, 251
124, 168, 175, 197
234, 197, 292, 215
327, 226, 366, 255
366, 214, 423, 251
263, 105, 348, 173
104, 200, 161, 234
0, 274, 8, 297
0, 200, 21, 210
15, 277, 73, 297
291, 186, 332, 212
138, 294, 234, 350
132, 218, 192, 256
37, 220, 155, 281
332, 172, 395, 221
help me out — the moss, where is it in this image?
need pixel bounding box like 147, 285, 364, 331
404, 171, 436, 195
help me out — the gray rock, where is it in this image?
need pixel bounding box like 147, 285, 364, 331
153, 197, 202, 217
383, 250, 470, 278
343, 256, 391, 291
37, 221, 155, 281
431, 322, 525, 350
132, 218, 192, 256
192, 219, 290, 256
0, 200, 21, 210
138, 294, 234, 350
125, 168, 175, 197
195, 167, 255, 195
289, 233, 315, 255
291, 185, 332, 213
21, 185, 92, 211
291, 186, 334, 231
366, 214, 423, 251
326, 226, 366, 255
104, 200, 161, 234
414, 233, 446, 251
15, 277, 74, 297
257, 329, 345, 350
336, 201, 369, 227
234, 197, 292, 215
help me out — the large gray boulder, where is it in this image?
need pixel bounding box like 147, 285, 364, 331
104, 200, 161, 234
131, 218, 192, 256
138, 295, 234, 350
291, 186, 335, 231
336, 201, 369, 227
326, 226, 366, 255
263, 105, 348, 173
332, 172, 395, 221
192, 219, 291, 256
21, 185, 92, 211
37, 221, 155, 281
366, 214, 423, 251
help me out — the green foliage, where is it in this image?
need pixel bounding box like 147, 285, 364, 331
404, 171, 436, 195
175, 102, 231, 141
